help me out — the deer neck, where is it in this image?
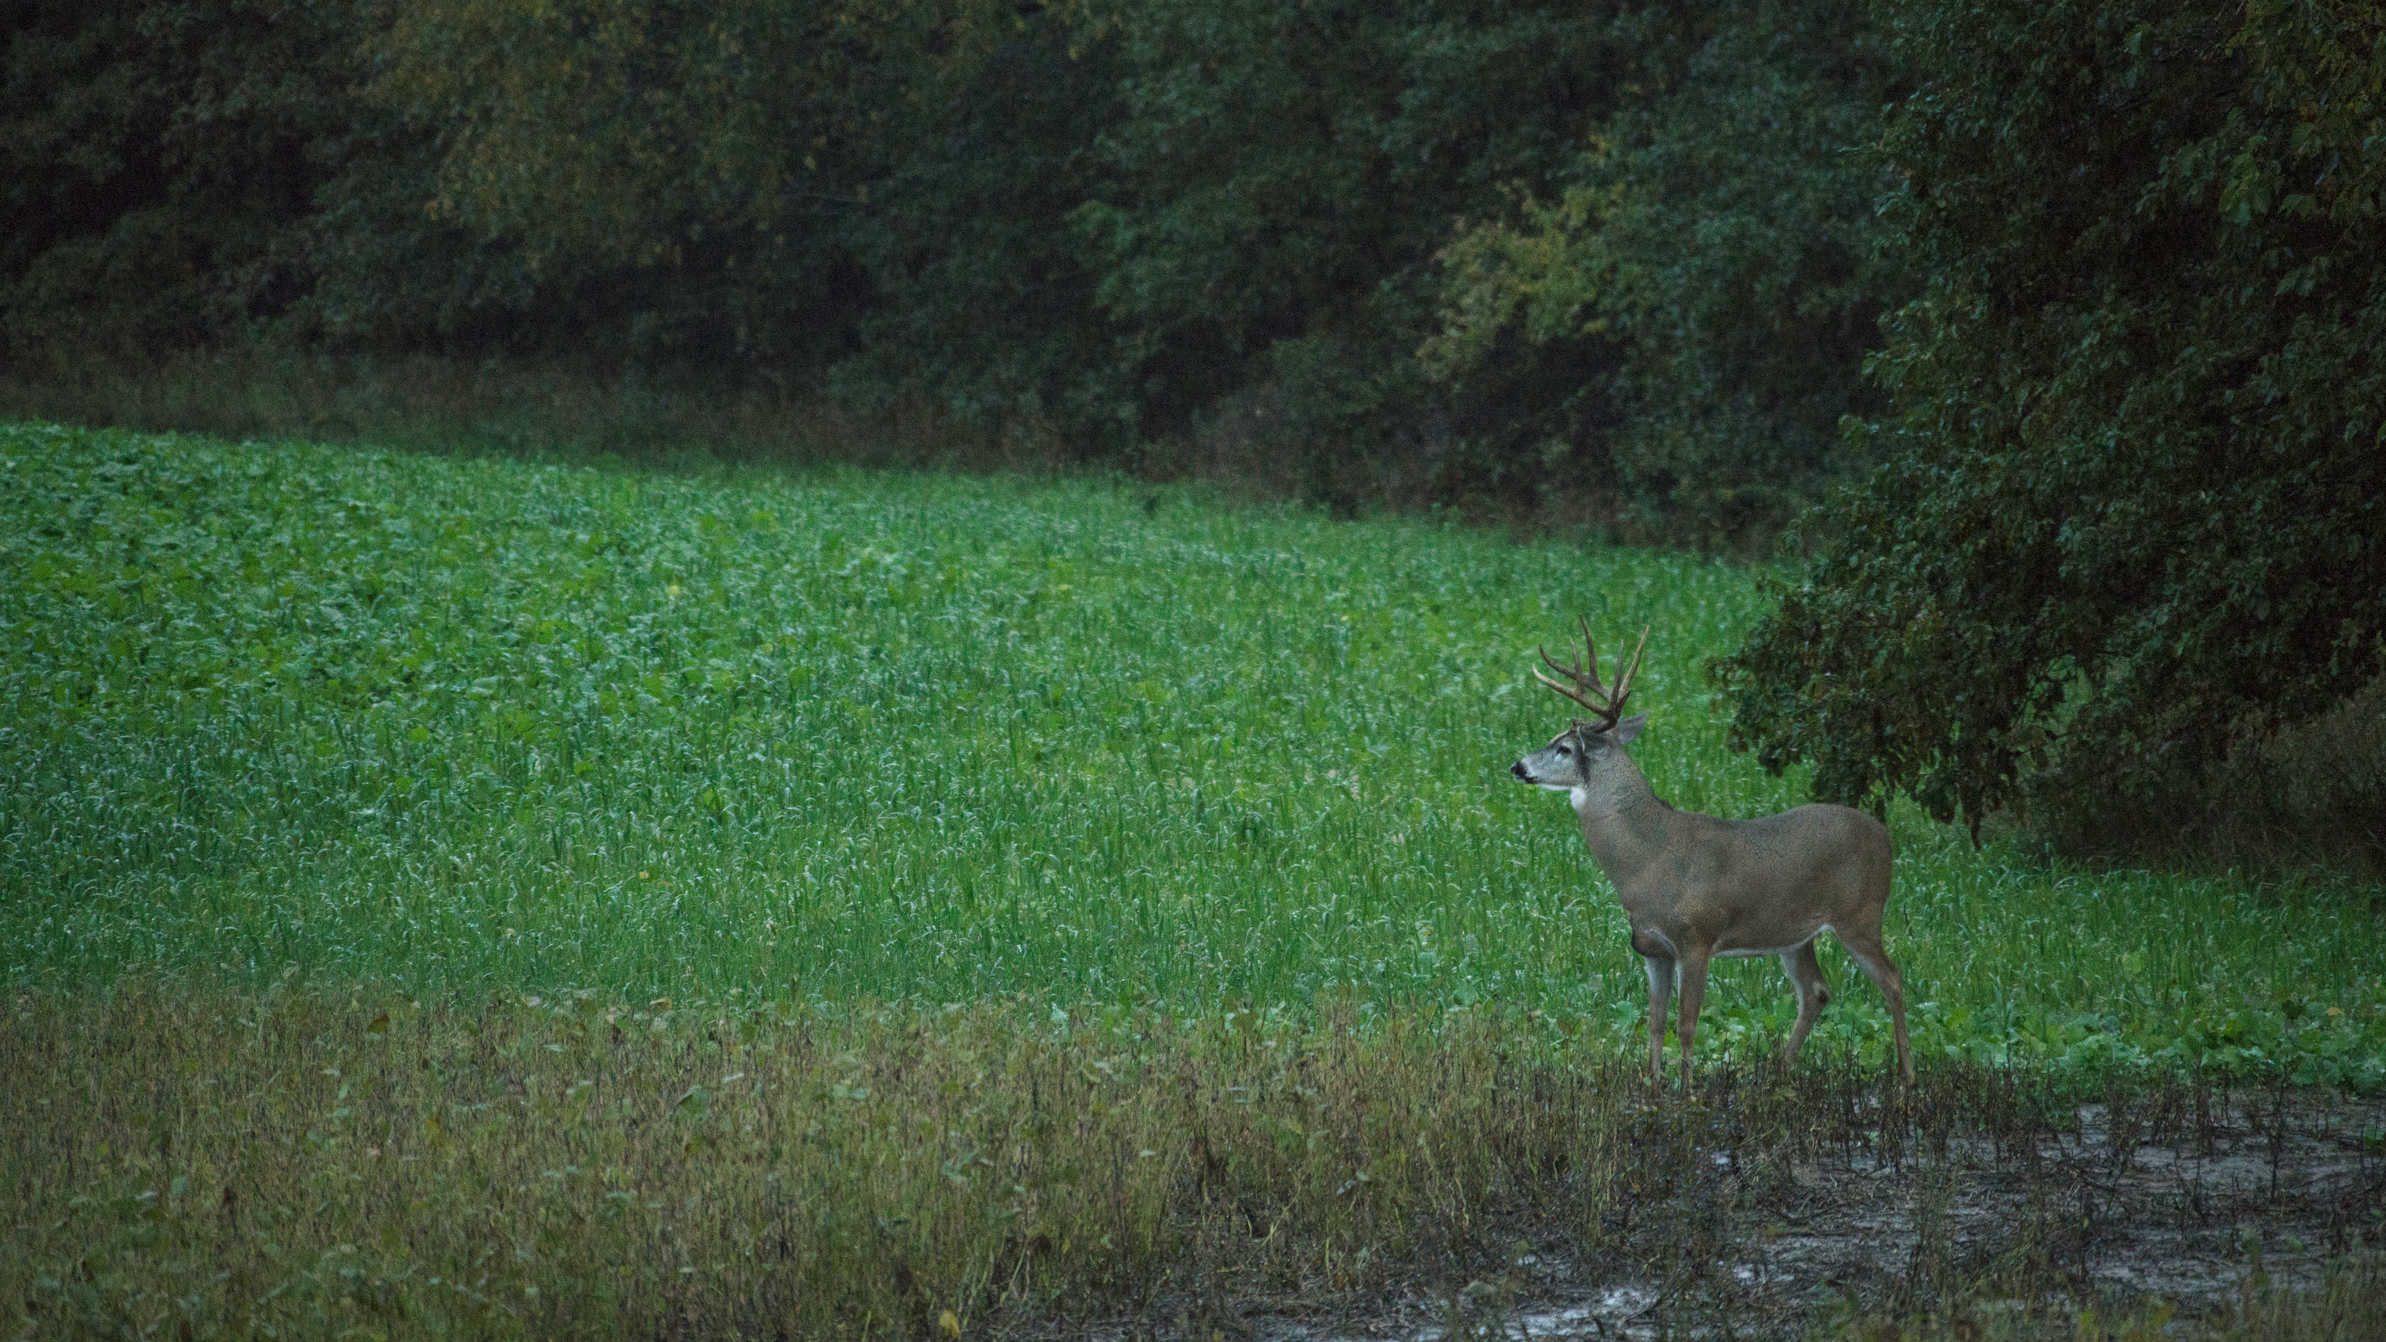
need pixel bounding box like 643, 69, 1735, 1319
1570, 756, 1677, 886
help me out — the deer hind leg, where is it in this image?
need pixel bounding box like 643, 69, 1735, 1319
1640, 953, 1676, 1083
1778, 940, 1830, 1063
1835, 930, 1914, 1085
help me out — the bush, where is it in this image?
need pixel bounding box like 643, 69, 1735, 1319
1713, 0, 2386, 857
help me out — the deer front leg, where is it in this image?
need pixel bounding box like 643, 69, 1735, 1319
1778, 940, 1830, 1064
1674, 945, 1712, 1087
1638, 952, 1675, 1083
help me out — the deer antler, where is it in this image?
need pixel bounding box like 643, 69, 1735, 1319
1533, 617, 1648, 726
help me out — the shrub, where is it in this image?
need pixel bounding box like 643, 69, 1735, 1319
1713, 0, 2386, 855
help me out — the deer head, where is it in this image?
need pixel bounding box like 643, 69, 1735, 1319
1511, 618, 1650, 793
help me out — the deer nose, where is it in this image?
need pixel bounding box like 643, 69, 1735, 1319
1510, 760, 1530, 781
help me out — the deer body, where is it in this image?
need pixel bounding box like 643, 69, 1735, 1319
1513, 622, 1913, 1085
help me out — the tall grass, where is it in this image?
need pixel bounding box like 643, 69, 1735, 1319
0, 984, 1639, 1338
4, 985, 2376, 1341
2, 421, 2381, 1082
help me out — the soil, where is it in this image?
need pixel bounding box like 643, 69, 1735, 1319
1095, 1088, 2386, 1341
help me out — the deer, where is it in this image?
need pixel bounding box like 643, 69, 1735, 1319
1510, 618, 1913, 1085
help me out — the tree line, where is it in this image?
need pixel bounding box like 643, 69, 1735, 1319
6, 0, 2381, 863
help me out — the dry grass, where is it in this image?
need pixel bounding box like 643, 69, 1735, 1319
6, 984, 2381, 1340
2, 983, 1637, 1338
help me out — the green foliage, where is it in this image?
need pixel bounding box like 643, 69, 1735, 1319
10, 0, 2386, 874
0, 0, 355, 354
828, 13, 1132, 442
6, 422, 2384, 1084
1063, 0, 1620, 501
1715, 0, 2386, 850
1424, 1, 1900, 545
0, 0, 615, 366
364, 0, 1123, 402
360, 0, 966, 370
1064, 0, 1901, 526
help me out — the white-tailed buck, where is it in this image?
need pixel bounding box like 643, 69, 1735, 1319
1511, 618, 1913, 1085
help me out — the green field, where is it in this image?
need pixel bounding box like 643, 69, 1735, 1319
6, 421, 2384, 1339
4, 420, 2382, 1081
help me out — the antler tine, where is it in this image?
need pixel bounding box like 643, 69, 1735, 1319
1575, 614, 1611, 698
1609, 626, 1650, 714
1533, 659, 1607, 716
1533, 615, 1623, 723
1551, 615, 1614, 695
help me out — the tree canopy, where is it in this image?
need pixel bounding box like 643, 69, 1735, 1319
1712, 0, 2386, 847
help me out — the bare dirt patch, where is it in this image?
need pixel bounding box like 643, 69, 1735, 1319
1098, 1082, 2386, 1341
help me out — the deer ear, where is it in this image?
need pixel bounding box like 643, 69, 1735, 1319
1611, 713, 1648, 745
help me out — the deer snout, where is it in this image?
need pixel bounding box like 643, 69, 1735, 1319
1510, 760, 1533, 783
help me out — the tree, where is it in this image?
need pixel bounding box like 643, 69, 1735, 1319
1424, 1, 1898, 546
826, 12, 1128, 443
1068, 0, 1619, 501
1713, 0, 2386, 847
0, 0, 354, 355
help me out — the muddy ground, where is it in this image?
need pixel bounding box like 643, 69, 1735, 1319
1097, 1085, 2385, 1341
